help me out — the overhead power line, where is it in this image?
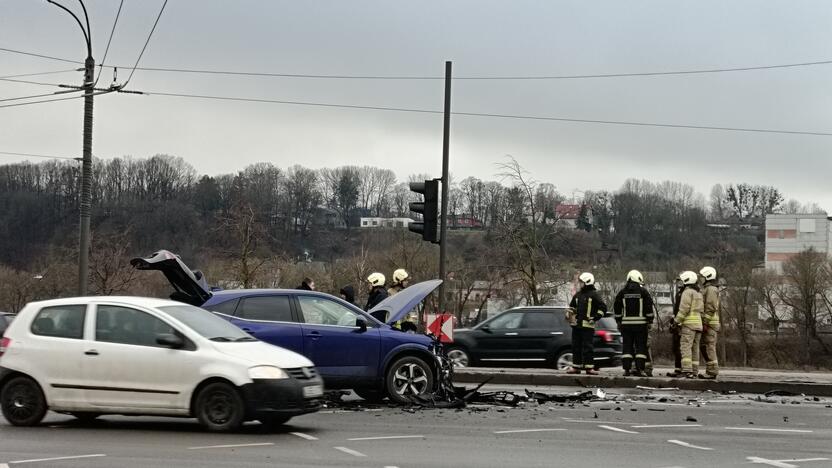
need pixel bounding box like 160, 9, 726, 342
0, 77, 66, 88
145, 90, 832, 137
3, 45, 832, 80
0, 150, 79, 161
0, 69, 79, 80
123, 0, 168, 87
0, 89, 81, 103
94, 0, 125, 87
0, 89, 113, 109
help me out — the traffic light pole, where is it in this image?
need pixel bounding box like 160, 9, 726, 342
438, 61, 451, 311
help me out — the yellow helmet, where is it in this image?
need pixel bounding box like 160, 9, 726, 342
367, 272, 386, 287
393, 268, 409, 284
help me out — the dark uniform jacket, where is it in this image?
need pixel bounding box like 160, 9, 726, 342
613, 281, 655, 327
568, 285, 608, 329
365, 286, 389, 320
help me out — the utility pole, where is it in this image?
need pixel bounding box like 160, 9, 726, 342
47, 0, 94, 295
438, 61, 452, 312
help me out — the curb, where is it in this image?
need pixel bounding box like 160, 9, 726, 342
453, 369, 832, 397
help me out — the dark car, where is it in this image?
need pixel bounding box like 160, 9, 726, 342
131, 250, 444, 404
446, 306, 622, 370
0, 313, 14, 336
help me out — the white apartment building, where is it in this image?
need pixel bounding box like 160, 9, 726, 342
359, 217, 414, 229
765, 214, 832, 272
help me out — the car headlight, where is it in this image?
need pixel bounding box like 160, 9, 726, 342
248, 366, 289, 379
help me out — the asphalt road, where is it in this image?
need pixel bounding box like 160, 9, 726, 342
1, 385, 831, 468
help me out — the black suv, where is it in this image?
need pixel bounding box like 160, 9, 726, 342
447, 307, 622, 370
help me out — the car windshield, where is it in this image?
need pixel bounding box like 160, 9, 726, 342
160, 305, 255, 342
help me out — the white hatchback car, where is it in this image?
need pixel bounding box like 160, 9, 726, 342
0, 297, 323, 431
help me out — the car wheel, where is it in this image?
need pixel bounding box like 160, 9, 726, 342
259, 415, 291, 430
70, 412, 101, 423
195, 382, 245, 432
385, 356, 434, 404
353, 388, 386, 402
445, 347, 470, 368
1, 376, 47, 427
554, 350, 574, 371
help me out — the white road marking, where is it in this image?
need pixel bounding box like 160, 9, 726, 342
599, 425, 639, 434
667, 440, 713, 451
290, 432, 319, 441
632, 424, 702, 428
493, 428, 567, 434
333, 446, 367, 457
347, 435, 424, 441
562, 418, 642, 425
0, 463, 9, 468
634, 400, 688, 407
747, 457, 830, 468
188, 443, 274, 450
725, 427, 813, 433
9, 454, 106, 464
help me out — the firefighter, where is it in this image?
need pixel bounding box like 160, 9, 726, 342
613, 270, 654, 377
364, 272, 389, 321
666, 277, 685, 377
674, 271, 704, 379
699, 266, 721, 379
567, 272, 608, 375
388, 269, 409, 296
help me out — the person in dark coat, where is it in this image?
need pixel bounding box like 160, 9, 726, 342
339, 285, 357, 306
364, 272, 389, 321
296, 277, 315, 291
567, 272, 608, 375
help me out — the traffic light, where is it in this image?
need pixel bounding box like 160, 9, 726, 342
408, 179, 439, 243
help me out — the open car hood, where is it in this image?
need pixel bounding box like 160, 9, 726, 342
368, 279, 442, 325
130, 250, 211, 306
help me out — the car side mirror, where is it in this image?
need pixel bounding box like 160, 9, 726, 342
355, 318, 368, 333
156, 333, 184, 349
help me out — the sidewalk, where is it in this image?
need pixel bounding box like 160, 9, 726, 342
453, 366, 832, 396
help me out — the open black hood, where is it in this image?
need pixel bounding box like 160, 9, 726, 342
130, 250, 212, 306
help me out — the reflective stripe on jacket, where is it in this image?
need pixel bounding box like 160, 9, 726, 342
613, 282, 655, 326
702, 283, 721, 330
675, 286, 703, 331
569, 285, 608, 329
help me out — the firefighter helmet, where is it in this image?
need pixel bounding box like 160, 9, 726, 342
626, 270, 644, 284
392, 268, 409, 284
700, 266, 717, 282
367, 272, 386, 287
679, 271, 698, 285
578, 272, 595, 286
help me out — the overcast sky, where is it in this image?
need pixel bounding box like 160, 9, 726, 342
2, 0, 831, 209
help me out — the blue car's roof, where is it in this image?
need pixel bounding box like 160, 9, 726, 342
206, 289, 339, 302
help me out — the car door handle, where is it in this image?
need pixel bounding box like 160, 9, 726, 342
308, 331, 321, 340
550, 332, 564, 335
504, 332, 519, 336
84, 349, 99, 356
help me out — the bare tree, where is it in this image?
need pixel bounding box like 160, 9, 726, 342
778, 249, 832, 365
89, 229, 137, 296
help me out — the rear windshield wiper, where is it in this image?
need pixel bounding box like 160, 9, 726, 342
234, 336, 257, 342
209, 336, 233, 342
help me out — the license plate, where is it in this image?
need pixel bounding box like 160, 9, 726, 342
303, 385, 323, 398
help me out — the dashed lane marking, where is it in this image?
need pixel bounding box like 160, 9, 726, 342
726, 427, 813, 434
599, 425, 639, 434
667, 440, 713, 451
747, 457, 830, 468
333, 446, 367, 457
8, 454, 107, 464
347, 435, 424, 441
290, 432, 319, 441
562, 418, 642, 425
188, 443, 274, 450
493, 428, 567, 434
632, 424, 702, 429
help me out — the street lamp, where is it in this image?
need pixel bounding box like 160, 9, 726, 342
46, 0, 95, 296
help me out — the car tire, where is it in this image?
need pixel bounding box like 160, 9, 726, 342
353, 388, 386, 402
259, 415, 291, 430
70, 412, 101, 423
194, 382, 246, 432
385, 356, 434, 405
445, 346, 471, 368
554, 350, 574, 371
1, 376, 48, 427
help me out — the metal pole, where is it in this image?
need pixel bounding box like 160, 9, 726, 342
78, 55, 94, 296
438, 61, 452, 312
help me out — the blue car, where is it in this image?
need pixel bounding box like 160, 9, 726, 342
132, 250, 443, 403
